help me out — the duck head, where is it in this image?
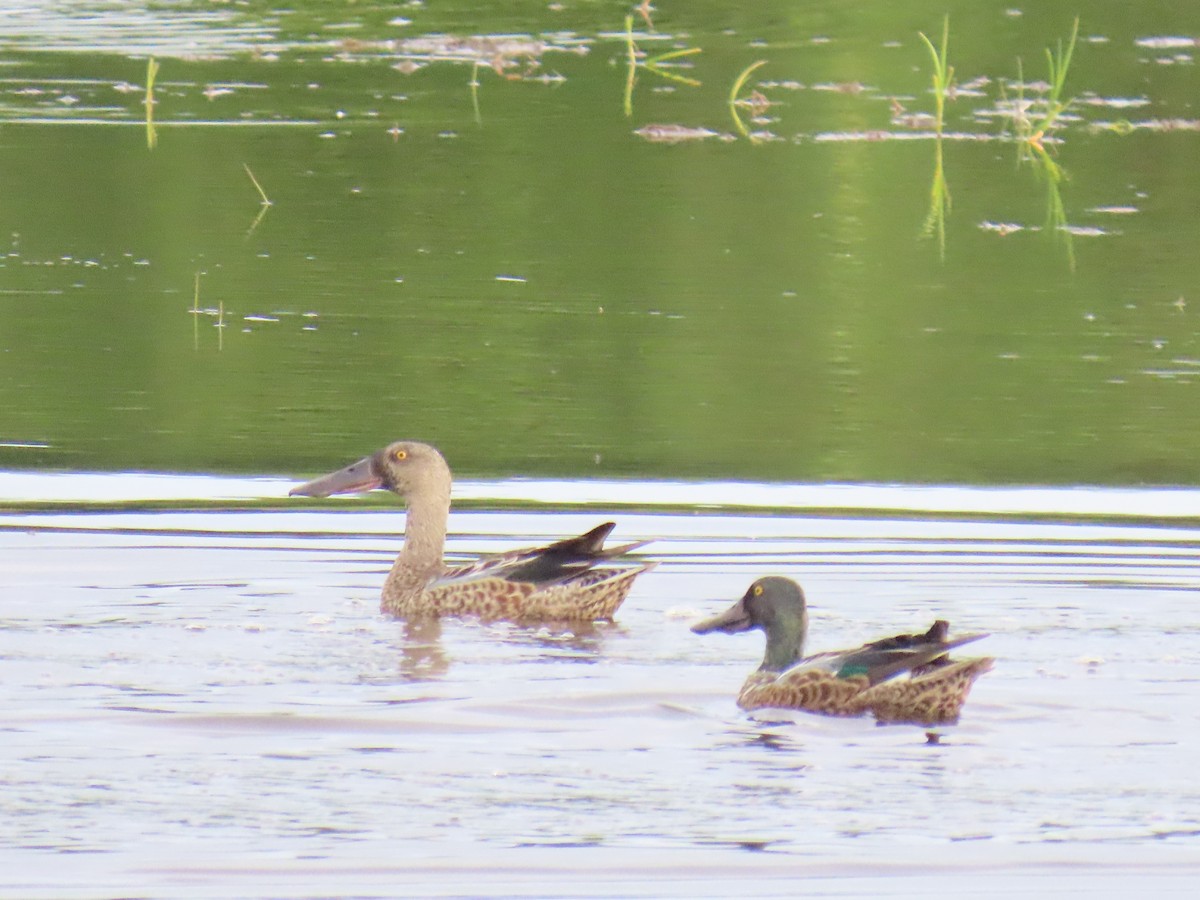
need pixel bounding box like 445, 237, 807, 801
290, 441, 452, 499
692, 576, 810, 671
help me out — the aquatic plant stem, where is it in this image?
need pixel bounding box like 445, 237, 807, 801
623, 15, 637, 117
243, 164, 272, 236
918, 16, 952, 136
729, 60, 767, 139
1036, 16, 1080, 134
144, 57, 159, 149
923, 138, 951, 260
917, 19, 952, 256
243, 164, 272, 207
192, 271, 201, 350
470, 61, 482, 125
622, 15, 701, 116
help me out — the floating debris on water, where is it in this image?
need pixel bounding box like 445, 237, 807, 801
1135, 36, 1196, 49
813, 129, 1005, 142
633, 123, 724, 143
1093, 118, 1200, 132
811, 81, 870, 94
979, 221, 1029, 236
892, 111, 937, 129
1060, 224, 1117, 237
1079, 95, 1150, 109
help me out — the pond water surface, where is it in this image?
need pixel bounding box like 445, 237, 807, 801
3, 474, 1200, 896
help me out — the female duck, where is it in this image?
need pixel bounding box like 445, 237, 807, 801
291, 441, 654, 621
692, 577, 992, 726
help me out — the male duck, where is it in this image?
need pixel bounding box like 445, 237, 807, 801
290, 441, 654, 621
692, 577, 993, 726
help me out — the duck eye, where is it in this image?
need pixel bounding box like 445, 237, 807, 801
753, 584, 764, 597
393, 449, 408, 461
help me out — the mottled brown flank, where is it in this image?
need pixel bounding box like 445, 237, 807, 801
382, 565, 652, 622
861, 657, 995, 726
738, 669, 874, 717
738, 657, 994, 726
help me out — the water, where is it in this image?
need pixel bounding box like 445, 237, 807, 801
3, 1, 1200, 893
3, 474, 1200, 895
2, 2, 1200, 482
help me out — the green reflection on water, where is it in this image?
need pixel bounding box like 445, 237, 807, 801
1, 3, 1199, 485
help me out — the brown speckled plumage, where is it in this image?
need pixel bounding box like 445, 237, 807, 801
738, 668, 874, 716
386, 564, 646, 621
737, 656, 994, 726
857, 657, 995, 725
291, 441, 654, 622
693, 576, 992, 726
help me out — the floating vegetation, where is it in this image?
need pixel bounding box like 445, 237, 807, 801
1134, 36, 1197, 49
1078, 95, 1150, 109
393, 34, 569, 71
810, 81, 871, 95
979, 221, 1032, 236
1061, 224, 1117, 237
889, 96, 937, 130
633, 123, 727, 144
814, 130, 923, 142
0, 8, 1177, 276
1092, 117, 1200, 133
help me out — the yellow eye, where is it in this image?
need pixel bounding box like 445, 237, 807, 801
753, 584, 764, 597
394, 449, 407, 461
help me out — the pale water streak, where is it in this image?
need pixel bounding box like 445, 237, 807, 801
0, 0, 277, 57
2, 479, 1200, 895
3, 470, 1200, 517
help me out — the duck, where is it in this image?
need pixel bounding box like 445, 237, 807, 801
290, 441, 655, 621
691, 576, 993, 726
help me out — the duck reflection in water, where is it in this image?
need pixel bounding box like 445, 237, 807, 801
397, 618, 450, 682
394, 616, 615, 682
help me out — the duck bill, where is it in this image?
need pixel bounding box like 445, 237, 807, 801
691, 596, 753, 635
289, 455, 381, 498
